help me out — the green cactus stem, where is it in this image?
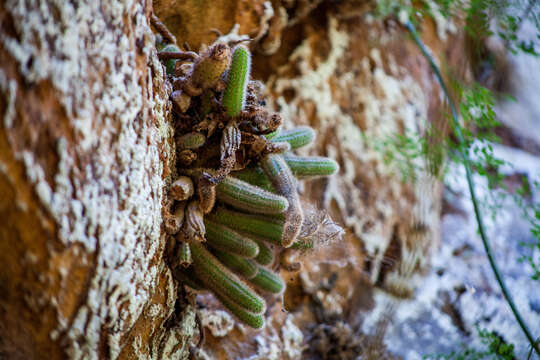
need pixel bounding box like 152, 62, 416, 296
207, 207, 284, 245
178, 241, 192, 267
232, 153, 338, 186
191, 42, 231, 90
249, 267, 285, 294
173, 267, 206, 291
222, 45, 251, 117
249, 235, 275, 266
189, 242, 266, 314
216, 176, 289, 215
214, 292, 265, 329
160, 44, 181, 76
177, 132, 206, 150
213, 250, 258, 279
270, 126, 316, 149
204, 218, 260, 258
264, 129, 280, 140
283, 154, 339, 178
232, 167, 275, 192
260, 154, 303, 248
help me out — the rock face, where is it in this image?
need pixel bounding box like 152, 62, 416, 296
0, 1, 193, 359
151, 1, 470, 359
0, 0, 471, 359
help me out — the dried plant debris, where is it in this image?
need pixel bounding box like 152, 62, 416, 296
301, 278, 397, 360
154, 24, 341, 329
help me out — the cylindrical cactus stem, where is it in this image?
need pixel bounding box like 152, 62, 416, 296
155, 34, 165, 51
270, 126, 316, 149
200, 90, 214, 118
214, 292, 265, 329
231, 154, 338, 191
204, 218, 260, 258
177, 132, 206, 150
260, 154, 303, 248
190, 43, 231, 90
231, 167, 274, 192
189, 242, 266, 314
207, 207, 284, 245
222, 45, 251, 117
216, 176, 288, 215
159, 44, 181, 76
157, 51, 199, 61
213, 250, 258, 279
264, 128, 280, 140
172, 266, 206, 291
178, 241, 192, 268
249, 267, 285, 294
248, 235, 275, 266
282, 155, 339, 178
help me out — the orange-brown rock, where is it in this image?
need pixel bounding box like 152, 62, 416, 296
0, 0, 472, 359
0, 1, 193, 359
151, 1, 471, 358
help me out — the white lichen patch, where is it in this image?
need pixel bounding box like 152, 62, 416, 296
315, 290, 345, 316
214, 24, 250, 49
425, 0, 457, 41
155, 305, 197, 360
245, 316, 304, 360
281, 317, 305, 359
250, 335, 281, 360
1, 1, 176, 359
251, 1, 274, 43
199, 308, 235, 337
0, 69, 17, 129
147, 304, 163, 318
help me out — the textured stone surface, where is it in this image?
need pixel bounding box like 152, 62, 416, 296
364, 22, 540, 357
364, 145, 540, 359
0, 1, 193, 359
0, 0, 482, 358
151, 1, 471, 358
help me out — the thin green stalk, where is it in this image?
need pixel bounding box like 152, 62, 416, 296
406, 21, 539, 356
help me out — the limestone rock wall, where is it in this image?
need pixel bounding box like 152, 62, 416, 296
150, 1, 470, 359
0, 0, 471, 359
0, 1, 193, 359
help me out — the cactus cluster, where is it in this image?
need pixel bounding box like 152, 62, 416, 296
155, 29, 339, 329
